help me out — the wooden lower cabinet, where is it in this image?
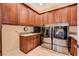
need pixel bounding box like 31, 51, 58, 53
20, 34, 40, 54
33, 35, 40, 48
70, 37, 77, 56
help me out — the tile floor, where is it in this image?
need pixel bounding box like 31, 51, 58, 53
4, 46, 69, 56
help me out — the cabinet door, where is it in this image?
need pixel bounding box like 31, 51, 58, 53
18, 4, 29, 26
61, 8, 68, 23
20, 36, 28, 53
54, 10, 61, 23
37, 35, 40, 45
70, 5, 77, 26
0, 5, 2, 56
43, 13, 48, 25
28, 9, 35, 26
20, 36, 34, 53
68, 5, 77, 26
48, 11, 54, 24
2, 4, 18, 25
34, 12, 40, 26
20, 35, 40, 54
37, 14, 40, 26
28, 36, 34, 50
33, 35, 37, 48
39, 15, 43, 26
33, 35, 40, 48
70, 37, 77, 56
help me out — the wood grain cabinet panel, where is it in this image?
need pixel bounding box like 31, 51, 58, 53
0, 5, 2, 56
36, 35, 41, 45
39, 15, 44, 26
28, 9, 35, 26
20, 36, 34, 53
33, 35, 40, 48
34, 12, 41, 26
1, 4, 77, 26
70, 37, 77, 56
18, 4, 29, 26
52, 8, 68, 24
70, 5, 77, 26
37, 14, 40, 26
48, 11, 54, 24
28, 36, 34, 50
41, 14, 44, 25
60, 8, 68, 23
43, 13, 48, 25
20, 34, 40, 54
33, 35, 38, 48
54, 10, 61, 23
68, 5, 77, 26
34, 12, 37, 26
20, 36, 28, 53
2, 4, 18, 25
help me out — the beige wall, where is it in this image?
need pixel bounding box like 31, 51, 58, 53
2, 24, 33, 55
69, 26, 77, 34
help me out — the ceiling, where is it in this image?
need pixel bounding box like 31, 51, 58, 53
25, 3, 75, 13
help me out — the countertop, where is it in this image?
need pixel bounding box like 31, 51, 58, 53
20, 32, 77, 40
20, 33, 40, 37
69, 34, 77, 40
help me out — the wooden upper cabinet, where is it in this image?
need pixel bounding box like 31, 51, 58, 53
70, 5, 77, 26
54, 10, 61, 23
34, 12, 40, 26
49, 8, 68, 24
2, 4, 18, 25
68, 5, 77, 26
48, 11, 54, 24
42, 13, 48, 25
60, 7, 68, 23
28, 9, 35, 26
39, 15, 43, 26
1, 4, 77, 26
18, 4, 29, 26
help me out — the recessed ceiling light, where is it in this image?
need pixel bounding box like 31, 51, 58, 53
39, 3, 43, 6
